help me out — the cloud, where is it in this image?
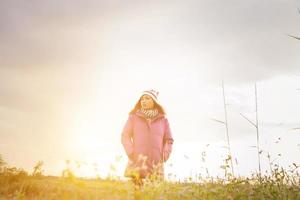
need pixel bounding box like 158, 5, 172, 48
0, 0, 121, 68
1, 0, 300, 177
0, 0, 299, 83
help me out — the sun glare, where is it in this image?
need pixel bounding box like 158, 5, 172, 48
64, 114, 126, 178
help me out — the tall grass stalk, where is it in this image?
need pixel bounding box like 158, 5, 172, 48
221, 80, 234, 177
254, 83, 262, 177
240, 82, 262, 178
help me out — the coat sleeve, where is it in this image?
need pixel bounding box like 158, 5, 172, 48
163, 118, 174, 162
121, 115, 134, 160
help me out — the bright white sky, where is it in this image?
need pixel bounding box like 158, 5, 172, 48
0, 0, 300, 181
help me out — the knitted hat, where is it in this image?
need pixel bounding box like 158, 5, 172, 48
140, 89, 160, 105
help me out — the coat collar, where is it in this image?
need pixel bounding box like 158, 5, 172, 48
135, 110, 165, 122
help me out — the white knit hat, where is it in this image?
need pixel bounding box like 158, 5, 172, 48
140, 89, 160, 104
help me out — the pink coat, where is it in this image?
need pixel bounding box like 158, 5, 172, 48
121, 111, 174, 178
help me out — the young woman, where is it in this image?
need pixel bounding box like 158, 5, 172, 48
121, 89, 174, 186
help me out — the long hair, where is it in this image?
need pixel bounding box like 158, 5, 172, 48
129, 97, 166, 115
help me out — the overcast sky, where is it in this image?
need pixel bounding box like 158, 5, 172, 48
0, 0, 300, 179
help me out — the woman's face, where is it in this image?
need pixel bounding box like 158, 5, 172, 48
140, 94, 155, 110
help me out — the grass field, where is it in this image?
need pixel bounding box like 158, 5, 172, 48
0, 158, 299, 200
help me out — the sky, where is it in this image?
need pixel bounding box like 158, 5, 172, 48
0, 0, 300, 180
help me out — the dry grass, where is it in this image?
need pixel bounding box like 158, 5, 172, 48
0, 156, 299, 200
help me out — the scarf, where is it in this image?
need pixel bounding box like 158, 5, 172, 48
139, 108, 159, 119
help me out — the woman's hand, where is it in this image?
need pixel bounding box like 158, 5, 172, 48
163, 147, 171, 162
163, 152, 168, 162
